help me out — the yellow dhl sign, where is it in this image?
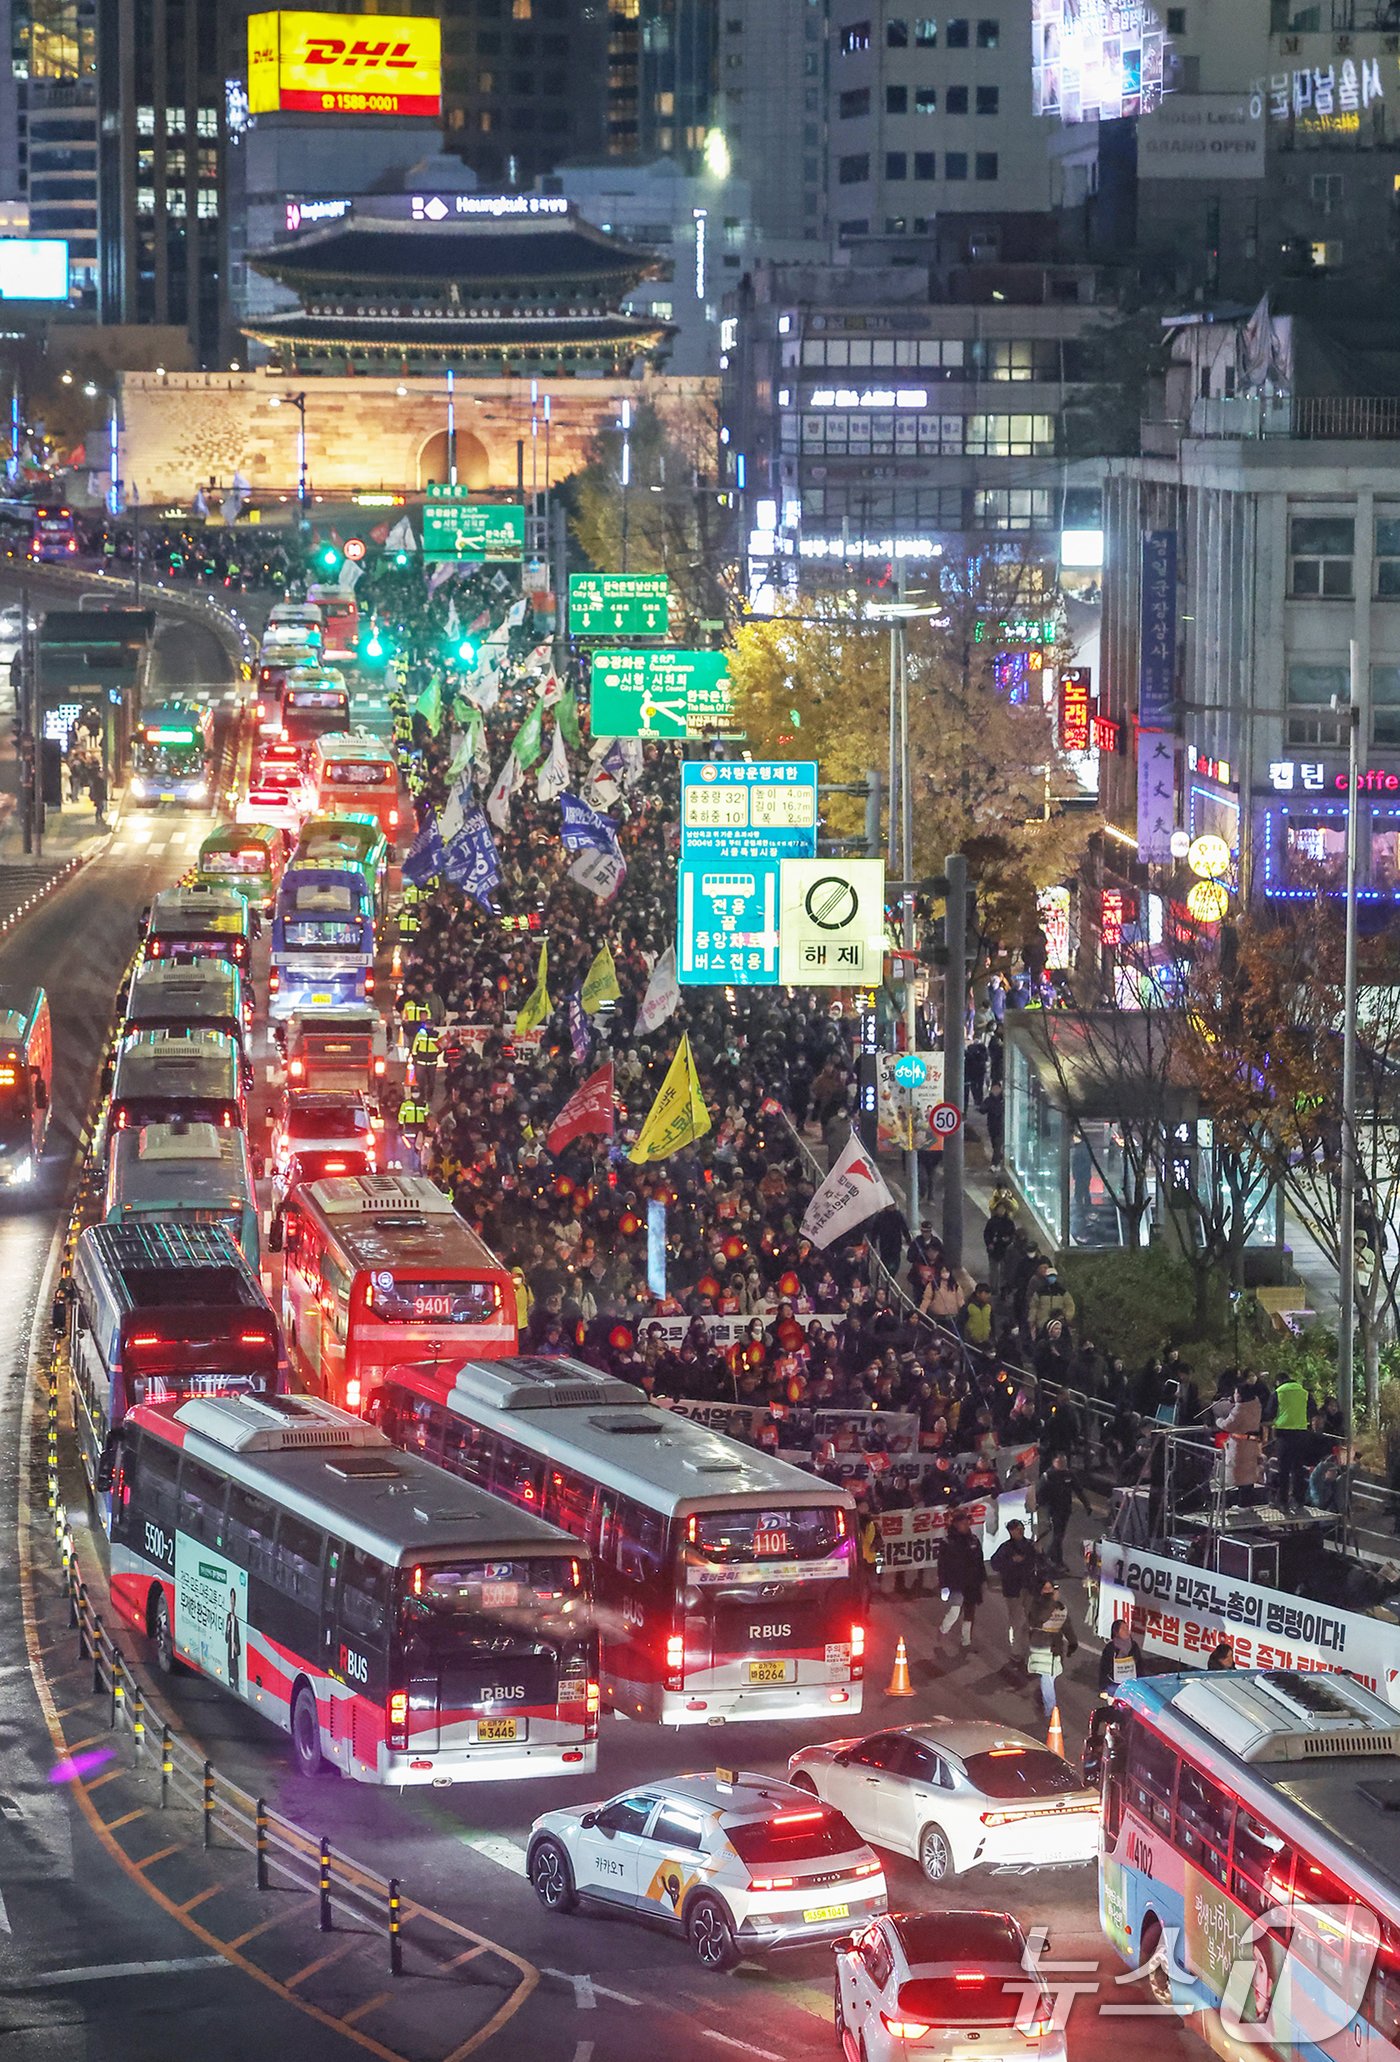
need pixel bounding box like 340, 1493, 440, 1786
247, 11, 441, 119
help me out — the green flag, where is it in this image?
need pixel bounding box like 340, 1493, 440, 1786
580, 941, 621, 1015
511, 698, 545, 770
515, 941, 552, 1035
414, 675, 443, 734
557, 685, 582, 752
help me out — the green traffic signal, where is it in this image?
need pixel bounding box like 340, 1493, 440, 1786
456, 638, 479, 669
394, 550, 409, 567
365, 629, 384, 660
318, 543, 341, 571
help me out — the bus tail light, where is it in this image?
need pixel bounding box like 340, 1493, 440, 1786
665, 1633, 685, 1690
387, 1690, 408, 1750
345, 1377, 362, 1409
850, 1621, 865, 1680
374, 1057, 386, 1076
389, 809, 399, 827
269, 970, 280, 994
364, 973, 375, 993
289, 1058, 304, 1078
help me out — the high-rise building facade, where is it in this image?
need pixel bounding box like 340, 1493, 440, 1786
826, 0, 1051, 243
440, 0, 608, 186
95, 0, 225, 359
717, 0, 828, 245
8, 0, 98, 294
607, 0, 715, 166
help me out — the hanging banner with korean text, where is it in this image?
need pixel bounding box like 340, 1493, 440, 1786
1139, 529, 1178, 730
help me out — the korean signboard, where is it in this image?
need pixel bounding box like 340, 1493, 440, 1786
1100, 888, 1131, 947
420, 489, 525, 563
876, 1051, 947, 1152
588, 649, 733, 739
777, 859, 887, 988
677, 761, 818, 988
568, 573, 669, 637
1267, 760, 1400, 796
1139, 528, 1177, 729
1059, 666, 1092, 752
247, 11, 442, 117
1097, 1541, 1400, 1708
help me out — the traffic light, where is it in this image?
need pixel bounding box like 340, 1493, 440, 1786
363, 625, 385, 662
317, 541, 341, 573
455, 636, 479, 670
394, 550, 409, 567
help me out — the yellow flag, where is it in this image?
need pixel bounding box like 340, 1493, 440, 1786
580, 941, 621, 1016
629, 1033, 711, 1164
514, 941, 552, 1036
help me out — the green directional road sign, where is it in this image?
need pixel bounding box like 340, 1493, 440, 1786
421, 493, 526, 563
568, 572, 670, 637
588, 648, 733, 739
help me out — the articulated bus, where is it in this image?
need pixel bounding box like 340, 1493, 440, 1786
1091, 1670, 1400, 2062
280, 1175, 516, 1411
107, 1394, 600, 1785
372, 1356, 865, 1727
104, 1119, 260, 1268
69, 1221, 283, 1521
308, 735, 400, 851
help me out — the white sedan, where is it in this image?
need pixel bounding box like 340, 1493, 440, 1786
836, 1908, 1064, 2062
788, 1720, 1098, 1882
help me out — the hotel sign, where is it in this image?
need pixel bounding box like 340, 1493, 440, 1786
248, 12, 443, 119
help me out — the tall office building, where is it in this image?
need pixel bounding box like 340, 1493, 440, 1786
717, 0, 827, 246
8, 0, 98, 294
826, 0, 1052, 246
440, 0, 608, 186
607, 0, 716, 166
95, 0, 225, 360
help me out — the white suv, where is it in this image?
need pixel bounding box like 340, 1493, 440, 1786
835, 1909, 1064, 2062
527, 1769, 886, 1971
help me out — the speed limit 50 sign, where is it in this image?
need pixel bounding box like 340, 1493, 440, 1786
928, 1101, 962, 1137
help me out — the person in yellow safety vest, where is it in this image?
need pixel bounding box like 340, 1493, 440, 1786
396, 1093, 430, 1129
856, 1498, 879, 1608
510, 1266, 533, 1340
400, 997, 430, 1025
397, 905, 421, 939
410, 1024, 437, 1064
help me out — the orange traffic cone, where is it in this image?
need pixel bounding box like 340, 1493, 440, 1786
1047, 1704, 1066, 1757
886, 1635, 915, 1697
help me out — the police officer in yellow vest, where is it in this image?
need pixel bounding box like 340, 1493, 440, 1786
395, 1090, 430, 1173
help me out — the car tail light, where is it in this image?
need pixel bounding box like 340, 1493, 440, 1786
853, 1860, 882, 1878
387, 1690, 408, 1749
881, 2018, 934, 2042
979, 1809, 1030, 1826
771, 1809, 823, 1827
750, 1875, 795, 1891
1020, 2015, 1054, 2038
953, 1973, 986, 1986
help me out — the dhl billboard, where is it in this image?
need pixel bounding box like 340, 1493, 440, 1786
247, 12, 442, 119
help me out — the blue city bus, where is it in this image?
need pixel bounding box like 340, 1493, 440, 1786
1091, 1669, 1400, 2062
104, 1117, 261, 1269
129, 700, 214, 807
268, 863, 375, 1019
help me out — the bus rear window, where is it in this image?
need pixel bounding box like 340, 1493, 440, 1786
324, 762, 391, 785
204, 851, 266, 874
689, 1508, 844, 1562
284, 920, 365, 948
727, 1808, 863, 1866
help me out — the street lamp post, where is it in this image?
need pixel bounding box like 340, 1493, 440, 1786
269, 391, 309, 508
1338, 639, 1372, 1437
619, 398, 632, 572
446, 369, 457, 488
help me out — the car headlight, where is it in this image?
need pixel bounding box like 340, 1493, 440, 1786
130, 777, 148, 797
10, 1155, 32, 1184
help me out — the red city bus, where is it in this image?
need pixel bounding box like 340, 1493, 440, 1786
306, 585, 359, 661
309, 732, 400, 849
280, 1174, 516, 1411
107, 1394, 600, 1784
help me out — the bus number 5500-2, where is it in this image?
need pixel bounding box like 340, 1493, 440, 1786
144, 1522, 173, 1566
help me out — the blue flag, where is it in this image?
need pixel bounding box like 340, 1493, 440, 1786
567, 987, 591, 1066
559, 791, 620, 854
441, 804, 501, 911
401, 812, 446, 887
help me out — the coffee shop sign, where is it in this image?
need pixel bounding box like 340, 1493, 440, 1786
1269, 761, 1400, 795
1250, 58, 1383, 123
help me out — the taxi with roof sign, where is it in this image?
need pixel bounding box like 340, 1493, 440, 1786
526, 1766, 886, 1971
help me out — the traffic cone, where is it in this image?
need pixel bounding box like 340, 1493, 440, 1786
886, 1636, 915, 1698
1047, 1704, 1066, 1757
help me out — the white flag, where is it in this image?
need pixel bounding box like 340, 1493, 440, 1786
800, 1134, 895, 1249
536, 724, 569, 803
617, 737, 645, 788
586, 767, 621, 810
192, 487, 208, 518
537, 668, 563, 709
568, 847, 626, 901
486, 750, 523, 830
438, 772, 472, 846
386, 515, 417, 553
636, 946, 680, 1035
508, 596, 529, 627
446, 729, 472, 782
445, 598, 461, 640
338, 559, 362, 593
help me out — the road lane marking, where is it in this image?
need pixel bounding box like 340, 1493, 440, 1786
573, 2046, 594, 2062
104, 1807, 147, 1831
4, 1954, 225, 1988
131, 1844, 180, 1870
704, 2035, 783, 2061
178, 1886, 222, 1913
0, 1886, 10, 1933
341, 1992, 394, 2026
466, 1833, 528, 1876
544, 1968, 639, 2008
285, 1938, 360, 1989
571, 1975, 596, 2010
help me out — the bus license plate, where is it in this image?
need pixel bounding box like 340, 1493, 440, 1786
475, 1718, 520, 1743
748, 1660, 792, 1684
802, 1903, 849, 1924
311, 992, 332, 1005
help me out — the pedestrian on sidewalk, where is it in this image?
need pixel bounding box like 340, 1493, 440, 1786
936, 1506, 985, 1649
90, 762, 109, 831
1037, 1450, 1092, 1570
989, 1517, 1043, 1663
984, 1082, 1005, 1169
1026, 1577, 1078, 1723
982, 1186, 1018, 1292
